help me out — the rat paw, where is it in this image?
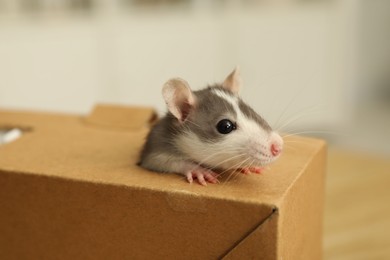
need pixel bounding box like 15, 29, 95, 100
185, 168, 219, 186
239, 167, 265, 175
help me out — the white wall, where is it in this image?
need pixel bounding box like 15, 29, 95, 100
1, 0, 389, 154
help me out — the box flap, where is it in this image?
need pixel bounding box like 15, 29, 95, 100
85, 104, 157, 131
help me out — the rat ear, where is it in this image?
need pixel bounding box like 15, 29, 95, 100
162, 78, 195, 122
222, 66, 242, 94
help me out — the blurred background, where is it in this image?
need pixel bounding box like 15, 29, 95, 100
0, 0, 389, 259
0, 0, 389, 154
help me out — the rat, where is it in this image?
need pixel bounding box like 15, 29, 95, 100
138, 68, 283, 186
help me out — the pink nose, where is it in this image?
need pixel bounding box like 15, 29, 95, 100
271, 143, 282, 156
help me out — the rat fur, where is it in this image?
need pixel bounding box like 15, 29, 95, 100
139, 68, 283, 185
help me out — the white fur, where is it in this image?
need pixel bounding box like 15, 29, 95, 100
211, 88, 239, 108
175, 89, 283, 170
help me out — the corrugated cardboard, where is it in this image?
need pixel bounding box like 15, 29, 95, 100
0, 104, 326, 260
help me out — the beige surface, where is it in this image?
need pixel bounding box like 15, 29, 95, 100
324, 148, 390, 260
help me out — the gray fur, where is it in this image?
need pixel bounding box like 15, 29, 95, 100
138, 84, 268, 173
187, 86, 237, 143
238, 99, 272, 132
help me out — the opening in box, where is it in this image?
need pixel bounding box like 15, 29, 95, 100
0, 126, 31, 145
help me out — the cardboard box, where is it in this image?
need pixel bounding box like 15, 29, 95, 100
0, 104, 326, 260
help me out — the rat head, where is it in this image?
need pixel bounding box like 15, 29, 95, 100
162, 68, 283, 170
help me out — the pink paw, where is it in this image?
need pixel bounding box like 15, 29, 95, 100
185, 168, 219, 186
239, 167, 265, 175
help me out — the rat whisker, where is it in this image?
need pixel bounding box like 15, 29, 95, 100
190, 152, 246, 173
184, 119, 202, 129
282, 130, 346, 139
222, 157, 252, 185
272, 81, 312, 129
276, 106, 325, 132
217, 155, 248, 176
282, 140, 311, 144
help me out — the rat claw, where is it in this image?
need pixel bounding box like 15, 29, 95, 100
239, 167, 265, 175
184, 167, 219, 186
195, 172, 207, 186
252, 167, 265, 174
204, 172, 219, 184
240, 168, 251, 175
185, 172, 193, 183
210, 171, 220, 178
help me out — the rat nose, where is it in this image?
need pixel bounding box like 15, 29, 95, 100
271, 143, 282, 157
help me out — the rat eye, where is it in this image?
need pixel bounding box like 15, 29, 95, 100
216, 119, 236, 134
